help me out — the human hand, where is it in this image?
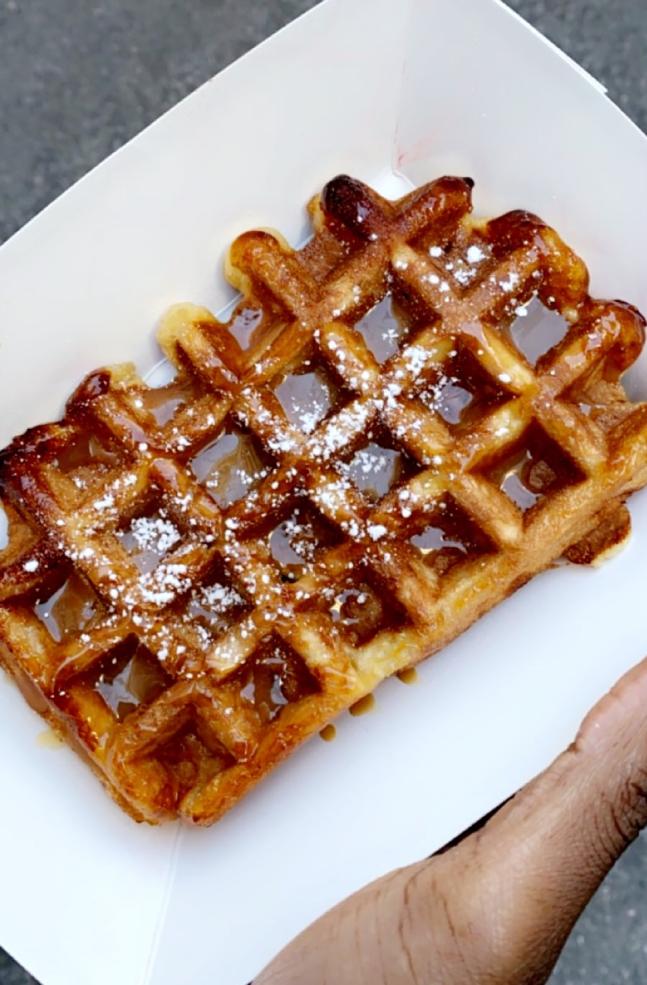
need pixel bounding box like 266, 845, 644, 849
255, 657, 647, 984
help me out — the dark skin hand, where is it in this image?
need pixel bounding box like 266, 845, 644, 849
255, 656, 647, 984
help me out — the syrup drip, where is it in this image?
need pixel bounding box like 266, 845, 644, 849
396, 667, 418, 685
422, 379, 473, 425
186, 572, 249, 640
275, 365, 339, 434
499, 450, 544, 510
349, 694, 376, 717
410, 497, 491, 574
328, 574, 407, 647
489, 424, 583, 512
346, 439, 416, 502
138, 379, 196, 427
354, 294, 409, 363
34, 573, 101, 643
37, 728, 64, 748
410, 525, 468, 556
92, 639, 170, 722
157, 726, 234, 801
234, 635, 319, 723
190, 425, 271, 507
508, 297, 570, 365
269, 504, 340, 582
421, 347, 508, 428
319, 724, 337, 742
55, 433, 120, 472
229, 307, 265, 349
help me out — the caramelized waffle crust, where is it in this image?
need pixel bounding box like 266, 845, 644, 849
2, 175, 647, 825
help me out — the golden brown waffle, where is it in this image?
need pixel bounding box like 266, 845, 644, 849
1, 174, 647, 825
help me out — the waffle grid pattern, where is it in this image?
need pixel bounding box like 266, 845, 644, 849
1, 175, 646, 824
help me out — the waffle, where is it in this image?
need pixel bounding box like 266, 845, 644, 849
1, 175, 647, 825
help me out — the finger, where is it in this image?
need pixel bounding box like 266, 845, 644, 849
254, 863, 427, 985
415, 652, 647, 983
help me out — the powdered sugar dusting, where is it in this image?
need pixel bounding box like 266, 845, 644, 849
130, 514, 181, 555
138, 563, 190, 607
467, 245, 486, 265
276, 368, 335, 435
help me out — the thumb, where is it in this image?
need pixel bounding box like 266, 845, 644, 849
430, 652, 647, 983
255, 656, 647, 985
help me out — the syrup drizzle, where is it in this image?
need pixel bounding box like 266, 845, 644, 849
420, 348, 508, 429
138, 379, 196, 427
275, 364, 340, 434
498, 450, 543, 510
157, 726, 234, 801
508, 297, 570, 365
229, 307, 264, 349
34, 573, 101, 643
185, 573, 249, 641
91, 639, 170, 722
411, 525, 467, 555
268, 504, 341, 582
345, 437, 417, 502
55, 433, 120, 472
423, 379, 473, 425
354, 295, 408, 363
489, 424, 584, 512
410, 497, 491, 573
327, 573, 408, 647
234, 635, 319, 723
190, 425, 271, 507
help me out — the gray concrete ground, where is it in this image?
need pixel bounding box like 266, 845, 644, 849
1, 0, 646, 982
